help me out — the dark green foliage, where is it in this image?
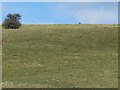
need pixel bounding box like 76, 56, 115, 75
2, 13, 22, 29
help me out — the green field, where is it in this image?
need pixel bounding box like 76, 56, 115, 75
2, 24, 118, 88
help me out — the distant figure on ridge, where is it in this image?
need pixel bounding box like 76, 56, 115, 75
79, 22, 81, 24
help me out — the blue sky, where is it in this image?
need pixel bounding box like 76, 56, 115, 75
2, 2, 118, 24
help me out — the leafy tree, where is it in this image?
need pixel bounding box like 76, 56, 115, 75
2, 13, 22, 29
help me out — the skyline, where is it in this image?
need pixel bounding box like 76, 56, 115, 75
2, 2, 118, 24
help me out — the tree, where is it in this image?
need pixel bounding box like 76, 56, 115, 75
79, 22, 81, 24
2, 13, 22, 29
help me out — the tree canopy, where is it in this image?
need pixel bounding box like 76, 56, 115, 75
2, 13, 22, 29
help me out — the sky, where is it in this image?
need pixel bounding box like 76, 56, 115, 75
1, 2, 118, 24
1, 0, 120, 2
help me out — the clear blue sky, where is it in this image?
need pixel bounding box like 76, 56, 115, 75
2, 2, 118, 24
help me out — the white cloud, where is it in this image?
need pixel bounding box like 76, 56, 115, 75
54, 2, 118, 24
75, 8, 118, 24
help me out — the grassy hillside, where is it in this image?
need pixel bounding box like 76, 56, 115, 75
2, 24, 118, 88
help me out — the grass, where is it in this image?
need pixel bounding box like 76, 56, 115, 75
2, 24, 118, 88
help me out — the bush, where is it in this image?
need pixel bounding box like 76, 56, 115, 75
2, 13, 22, 29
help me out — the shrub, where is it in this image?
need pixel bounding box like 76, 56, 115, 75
2, 13, 22, 29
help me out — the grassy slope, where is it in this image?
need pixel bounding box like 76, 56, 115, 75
2, 24, 118, 88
